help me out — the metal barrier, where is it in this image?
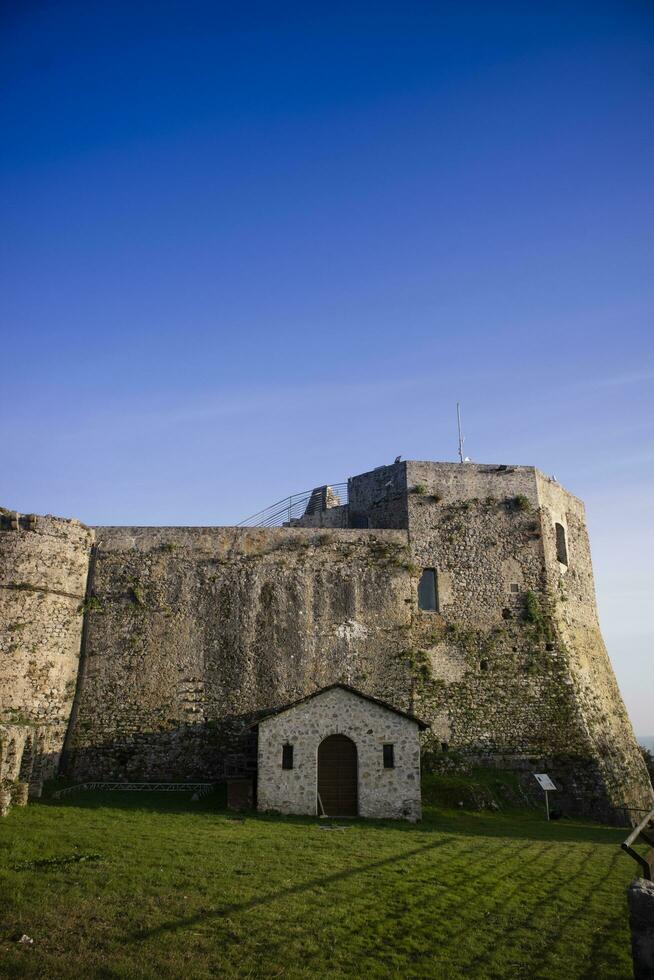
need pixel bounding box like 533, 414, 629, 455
621, 807, 654, 881
238, 482, 348, 528
52, 782, 214, 799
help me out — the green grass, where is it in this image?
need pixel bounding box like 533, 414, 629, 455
0, 790, 635, 979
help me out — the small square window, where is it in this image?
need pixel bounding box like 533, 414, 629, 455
383, 744, 395, 768
510, 583, 519, 593
282, 744, 294, 770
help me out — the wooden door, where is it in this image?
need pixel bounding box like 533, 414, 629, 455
317, 734, 358, 816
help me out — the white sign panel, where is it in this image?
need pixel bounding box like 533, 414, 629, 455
534, 773, 557, 791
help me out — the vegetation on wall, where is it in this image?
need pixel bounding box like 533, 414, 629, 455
128, 579, 145, 607
445, 624, 507, 666
394, 647, 445, 714
78, 595, 103, 616
524, 591, 555, 645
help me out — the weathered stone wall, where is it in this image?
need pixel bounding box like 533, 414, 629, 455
0, 725, 31, 815
3, 459, 648, 824
348, 463, 408, 529
294, 504, 349, 529
66, 526, 416, 781
390, 461, 653, 823
0, 510, 93, 806
536, 474, 653, 818
257, 686, 422, 821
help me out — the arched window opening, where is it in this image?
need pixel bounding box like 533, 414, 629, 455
555, 523, 568, 566
418, 568, 438, 611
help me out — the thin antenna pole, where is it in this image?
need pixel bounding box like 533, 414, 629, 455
457, 402, 465, 463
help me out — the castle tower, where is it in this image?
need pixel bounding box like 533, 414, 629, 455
348, 461, 653, 822
0, 510, 93, 810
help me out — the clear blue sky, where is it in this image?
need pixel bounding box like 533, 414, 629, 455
1, 2, 652, 730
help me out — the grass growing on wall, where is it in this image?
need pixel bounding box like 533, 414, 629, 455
0, 790, 633, 979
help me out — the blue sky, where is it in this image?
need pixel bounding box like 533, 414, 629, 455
1, 2, 652, 730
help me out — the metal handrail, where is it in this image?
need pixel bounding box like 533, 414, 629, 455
238, 482, 348, 527
621, 806, 654, 880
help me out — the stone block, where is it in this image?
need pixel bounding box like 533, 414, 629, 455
628, 878, 654, 979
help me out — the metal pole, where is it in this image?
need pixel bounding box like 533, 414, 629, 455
545, 789, 550, 821
457, 402, 464, 463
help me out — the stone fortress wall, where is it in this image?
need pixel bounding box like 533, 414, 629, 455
373, 461, 652, 822
0, 509, 93, 813
66, 525, 414, 783
0, 460, 651, 823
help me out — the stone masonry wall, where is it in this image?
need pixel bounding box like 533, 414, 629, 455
257, 686, 422, 821
3, 458, 649, 825
536, 474, 653, 818
0, 510, 93, 807
66, 526, 416, 781
388, 461, 653, 823
348, 463, 408, 530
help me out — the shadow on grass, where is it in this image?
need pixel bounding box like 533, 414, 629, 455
35, 791, 626, 847
130, 838, 453, 942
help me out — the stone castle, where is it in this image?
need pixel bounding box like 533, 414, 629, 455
1, 459, 652, 822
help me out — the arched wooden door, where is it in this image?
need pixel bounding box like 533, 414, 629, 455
317, 734, 358, 816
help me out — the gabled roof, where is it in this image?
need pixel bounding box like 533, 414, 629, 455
254, 683, 429, 730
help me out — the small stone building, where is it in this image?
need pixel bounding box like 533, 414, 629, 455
255, 684, 427, 822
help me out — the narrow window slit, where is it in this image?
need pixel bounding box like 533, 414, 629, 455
418, 568, 438, 611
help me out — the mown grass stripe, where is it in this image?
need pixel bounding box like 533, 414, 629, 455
0, 794, 633, 979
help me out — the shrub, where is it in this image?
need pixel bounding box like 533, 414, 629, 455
525, 591, 541, 624
131, 585, 145, 606
78, 595, 103, 615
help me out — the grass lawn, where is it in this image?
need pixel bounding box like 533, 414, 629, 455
0, 786, 636, 979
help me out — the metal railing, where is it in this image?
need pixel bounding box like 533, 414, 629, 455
52, 782, 214, 798
621, 807, 654, 880
237, 482, 348, 528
